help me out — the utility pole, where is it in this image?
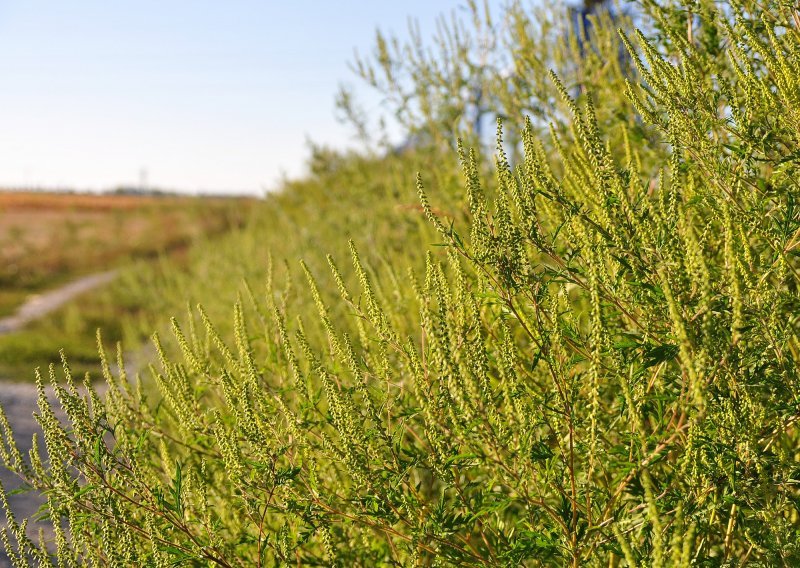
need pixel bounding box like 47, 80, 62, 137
139, 167, 148, 193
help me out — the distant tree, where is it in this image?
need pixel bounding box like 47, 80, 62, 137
346, 0, 639, 158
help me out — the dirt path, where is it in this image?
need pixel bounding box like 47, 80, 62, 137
0, 270, 118, 336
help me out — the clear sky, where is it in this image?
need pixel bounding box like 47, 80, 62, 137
0, 1, 508, 195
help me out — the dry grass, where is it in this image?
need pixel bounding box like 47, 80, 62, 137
0, 191, 186, 211
0, 191, 255, 313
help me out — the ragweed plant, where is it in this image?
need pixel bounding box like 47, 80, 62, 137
1, 0, 799, 566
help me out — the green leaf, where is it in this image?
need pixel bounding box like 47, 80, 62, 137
643, 344, 679, 368
444, 453, 480, 467
530, 441, 554, 462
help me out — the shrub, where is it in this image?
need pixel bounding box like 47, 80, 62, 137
2, 1, 799, 565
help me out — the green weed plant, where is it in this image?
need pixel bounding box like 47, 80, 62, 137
1, 1, 799, 565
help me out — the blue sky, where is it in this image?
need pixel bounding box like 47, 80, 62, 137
0, 1, 506, 195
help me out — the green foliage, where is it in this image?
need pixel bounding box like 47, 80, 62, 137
2, 1, 800, 565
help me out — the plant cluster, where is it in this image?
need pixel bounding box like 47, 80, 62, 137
1, 0, 799, 565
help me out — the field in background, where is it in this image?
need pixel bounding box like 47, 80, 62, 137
0, 191, 253, 315
0, 190, 257, 379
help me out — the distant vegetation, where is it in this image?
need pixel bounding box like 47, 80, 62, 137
0, 191, 255, 378
1, 0, 799, 565
0, 191, 251, 294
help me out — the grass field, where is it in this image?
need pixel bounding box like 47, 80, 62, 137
0, 190, 257, 379
0, 191, 253, 312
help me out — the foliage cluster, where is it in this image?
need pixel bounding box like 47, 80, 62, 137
2, 1, 799, 565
